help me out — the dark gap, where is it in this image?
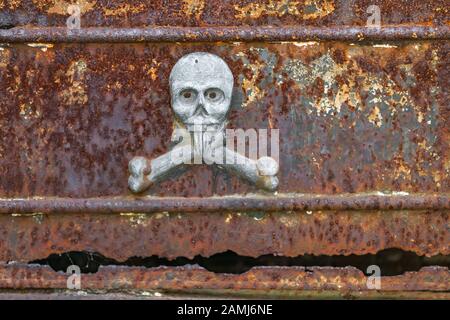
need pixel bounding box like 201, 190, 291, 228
0, 23, 15, 30
31, 248, 450, 276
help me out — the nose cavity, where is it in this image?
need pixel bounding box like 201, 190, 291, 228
196, 94, 208, 115
198, 92, 205, 106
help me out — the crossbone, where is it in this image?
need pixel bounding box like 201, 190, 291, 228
129, 52, 279, 193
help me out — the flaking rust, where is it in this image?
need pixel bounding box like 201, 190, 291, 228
0, 209, 447, 262
0, 264, 448, 294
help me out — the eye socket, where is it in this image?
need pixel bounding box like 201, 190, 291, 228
205, 88, 224, 103
179, 89, 197, 104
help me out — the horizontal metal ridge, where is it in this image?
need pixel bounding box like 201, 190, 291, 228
0, 193, 448, 214
0, 264, 449, 294
0, 25, 448, 43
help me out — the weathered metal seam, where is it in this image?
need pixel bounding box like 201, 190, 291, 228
0, 194, 448, 214
0, 264, 448, 292
0, 26, 448, 43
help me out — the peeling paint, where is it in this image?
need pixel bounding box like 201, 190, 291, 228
31, 0, 97, 15
234, 0, 301, 19
291, 41, 320, 47
26, 43, 54, 52
279, 214, 300, 227
236, 53, 265, 107
1, 0, 448, 29
302, 0, 336, 20
103, 3, 145, 16
0, 0, 21, 10
282, 53, 346, 116
120, 213, 149, 227
368, 106, 383, 127
19, 103, 41, 120
234, 0, 335, 20
57, 60, 88, 106
146, 59, 161, 81
372, 44, 399, 48
182, 0, 205, 20
11, 212, 46, 224
234, 47, 278, 108
0, 48, 10, 69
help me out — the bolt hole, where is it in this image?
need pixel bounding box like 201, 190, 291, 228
195, 59, 198, 63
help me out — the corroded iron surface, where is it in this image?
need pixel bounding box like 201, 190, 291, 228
0, 0, 448, 28
1, 26, 449, 43
0, 0, 448, 298
0, 264, 448, 293
0, 210, 448, 262
0, 194, 449, 214
0, 290, 449, 300
0, 41, 448, 197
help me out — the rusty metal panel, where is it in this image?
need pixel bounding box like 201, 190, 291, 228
0, 1, 449, 299
0, 0, 448, 28
0, 209, 447, 262
0, 41, 448, 197
0, 194, 449, 214
1, 26, 449, 43
0, 264, 449, 293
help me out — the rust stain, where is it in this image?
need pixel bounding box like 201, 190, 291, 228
103, 3, 146, 17
0, 0, 21, 10
0, 42, 447, 197
235, 50, 266, 108
234, 0, 335, 20
0, 0, 448, 297
182, 0, 205, 20
234, 0, 301, 19
146, 59, 161, 81
19, 103, 41, 120
368, 106, 382, 127
26, 43, 54, 52
0, 47, 10, 69
1, 1, 448, 28
31, 0, 96, 15
0, 209, 447, 262
303, 0, 336, 20
56, 60, 88, 106
1, 264, 449, 293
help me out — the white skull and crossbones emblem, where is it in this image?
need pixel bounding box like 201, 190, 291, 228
128, 52, 279, 193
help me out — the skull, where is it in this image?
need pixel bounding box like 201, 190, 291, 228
169, 52, 234, 128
